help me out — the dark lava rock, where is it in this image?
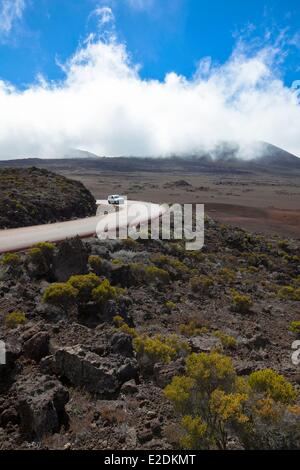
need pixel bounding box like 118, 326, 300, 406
111, 331, 134, 357
0, 407, 19, 426
24, 331, 50, 362
53, 237, 88, 282
138, 429, 153, 444
53, 345, 133, 397
120, 379, 138, 395
117, 359, 138, 382
246, 334, 270, 349
154, 360, 185, 388
233, 359, 257, 375
110, 265, 136, 287
189, 334, 221, 353
15, 374, 69, 438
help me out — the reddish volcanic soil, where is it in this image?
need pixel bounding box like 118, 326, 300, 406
57, 169, 300, 239
205, 204, 300, 239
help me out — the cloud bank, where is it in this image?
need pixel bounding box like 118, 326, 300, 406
0, 31, 300, 159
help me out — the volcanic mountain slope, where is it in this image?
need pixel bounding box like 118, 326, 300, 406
0, 141, 299, 174
0, 167, 96, 229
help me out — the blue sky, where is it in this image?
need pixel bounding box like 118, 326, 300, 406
0, 0, 300, 159
1, 0, 299, 88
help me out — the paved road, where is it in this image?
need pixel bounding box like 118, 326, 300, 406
0, 200, 165, 253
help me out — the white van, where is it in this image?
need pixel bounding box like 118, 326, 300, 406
107, 195, 125, 205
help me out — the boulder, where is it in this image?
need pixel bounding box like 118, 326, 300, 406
189, 334, 221, 353
110, 265, 135, 287
120, 379, 138, 395
111, 331, 134, 357
233, 359, 257, 376
154, 359, 185, 388
24, 331, 50, 362
16, 374, 69, 438
54, 345, 135, 397
246, 334, 270, 350
53, 237, 88, 282
117, 359, 138, 382
0, 407, 19, 426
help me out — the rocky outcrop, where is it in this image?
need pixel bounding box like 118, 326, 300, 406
189, 334, 221, 353
110, 331, 134, 357
52, 345, 138, 397
23, 332, 50, 362
53, 237, 88, 282
0, 167, 96, 229
154, 360, 185, 388
15, 374, 69, 438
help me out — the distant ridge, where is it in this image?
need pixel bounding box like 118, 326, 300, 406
62, 148, 101, 159
0, 142, 299, 175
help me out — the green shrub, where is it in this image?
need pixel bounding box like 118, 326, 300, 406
165, 352, 299, 450
5, 310, 26, 329
134, 335, 175, 366
145, 266, 170, 284
88, 255, 103, 275
231, 289, 252, 313
248, 369, 297, 404
92, 278, 124, 306
188, 251, 205, 262
151, 254, 189, 277
165, 301, 177, 312
27, 247, 44, 264
277, 286, 300, 301
42, 282, 78, 313
289, 321, 300, 335
130, 263, 170, 285
121, 238, 139, 249
133, 333, 190, 372
68, 273, 101, 303
32, 242, 55, 262
165, 334, 191, 356
278, 240, 290, 251
113, 315, 137, 337
243, 252, 269, 268
164, 352, 245, 449
213, 330, 237, 349
179, 320, 208, 337
218, 267, 236, 283
27, 243, 55, 274
1, 252, 21, 268
190, 275, 214, 295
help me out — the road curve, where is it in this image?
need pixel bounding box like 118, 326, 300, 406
0, 200, 166, 254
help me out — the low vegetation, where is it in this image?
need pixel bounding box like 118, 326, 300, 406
231, 289, 253, 313
165, 352, 300, 449
289, 321, 300, 335
5, 311, 26, 329
42, 282, 78, 314
1, 207, 300, 451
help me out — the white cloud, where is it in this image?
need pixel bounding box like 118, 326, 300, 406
91, 6, 115, 28
0, 34, 300, 159
0, 0, 26, 38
